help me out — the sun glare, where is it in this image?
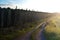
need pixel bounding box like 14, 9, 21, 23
21, 0, 60, 13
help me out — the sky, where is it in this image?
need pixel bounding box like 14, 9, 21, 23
0, 0, 60, 12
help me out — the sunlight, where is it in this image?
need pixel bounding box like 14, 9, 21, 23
21, 0, 60, 12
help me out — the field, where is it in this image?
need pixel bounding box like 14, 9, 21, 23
44, 14, 60, 40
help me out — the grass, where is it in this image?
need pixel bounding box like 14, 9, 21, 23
0, 21, 43, 40
43, 16, 60, 40
0, 27, 33, 40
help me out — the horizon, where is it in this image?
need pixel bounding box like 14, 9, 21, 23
0, 0, 60, 13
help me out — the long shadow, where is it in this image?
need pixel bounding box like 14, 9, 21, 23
40, 22, 47, 40
40, 30, 46, 40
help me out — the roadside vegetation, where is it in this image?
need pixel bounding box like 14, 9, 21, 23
0, 21, 41, 40
43, 15, 60, 40
31, 27, 41, 40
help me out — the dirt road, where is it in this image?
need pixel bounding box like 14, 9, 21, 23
14, 22, 47, 40
35, 22, 47, 40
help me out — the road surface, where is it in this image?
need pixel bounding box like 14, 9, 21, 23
14, 22, 47, 40
35, 22, 47, 40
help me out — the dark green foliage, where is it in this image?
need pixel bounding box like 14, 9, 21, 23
0, 7, 53, 29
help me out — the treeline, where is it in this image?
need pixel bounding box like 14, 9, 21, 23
0, 7, 53, 28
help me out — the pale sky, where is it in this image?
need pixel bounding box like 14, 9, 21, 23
0, 0, 60, 12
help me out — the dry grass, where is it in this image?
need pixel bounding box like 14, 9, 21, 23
44, 16, 60, 40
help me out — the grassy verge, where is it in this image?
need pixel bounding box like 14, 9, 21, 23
31, 28, 41, 40
0, 27, 34, 40
0, 21, 43, 40
43, 17, 60, 40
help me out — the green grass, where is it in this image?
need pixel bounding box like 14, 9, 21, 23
0, 21, 42, 40
43, 16, 60, 40
31, 28, 41, 40
0, 26, 35, 40
0, 27, 33, 40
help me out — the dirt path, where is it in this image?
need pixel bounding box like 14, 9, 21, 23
35, 22, 47, 40
14, 23, 43, 40
14, 21, 48, 40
